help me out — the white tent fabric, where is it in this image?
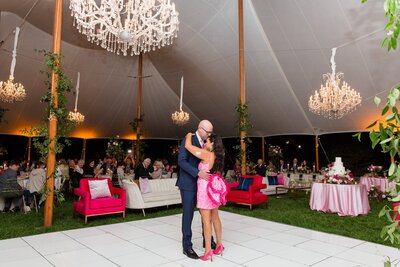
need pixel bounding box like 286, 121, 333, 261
0, 0, 399, 139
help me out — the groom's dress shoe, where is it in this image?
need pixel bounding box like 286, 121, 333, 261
183, 248, 199, 259
202, 239, 217, 250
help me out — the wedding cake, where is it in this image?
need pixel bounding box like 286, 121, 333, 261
328, 157, 346, 176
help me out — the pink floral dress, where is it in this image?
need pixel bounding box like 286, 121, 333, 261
196, 162, 227, 210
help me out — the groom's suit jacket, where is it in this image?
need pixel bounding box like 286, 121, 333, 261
176, 134, 201, 191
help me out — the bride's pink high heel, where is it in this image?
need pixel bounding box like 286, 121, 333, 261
200, 250, 214, 261
213, 244, 225, 256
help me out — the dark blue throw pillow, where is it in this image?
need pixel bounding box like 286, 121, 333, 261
267, 175, 278, 185
236, 177, 254, 190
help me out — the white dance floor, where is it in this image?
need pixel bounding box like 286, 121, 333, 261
0, 211, 398, 266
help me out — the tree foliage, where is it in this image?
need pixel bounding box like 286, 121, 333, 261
360, 0, 400, 248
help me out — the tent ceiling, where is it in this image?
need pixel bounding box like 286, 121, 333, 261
0, 0, 398, 139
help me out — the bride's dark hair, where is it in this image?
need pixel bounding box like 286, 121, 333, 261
209, 133, 225, 174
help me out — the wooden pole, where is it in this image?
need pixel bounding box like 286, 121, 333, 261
27, 136, 32, 162
135, 53, 143, 162
44, 0, 62, 227
238, 0, 246, 175
81, 139, 86, 161
315, 135, 319, 171
261, 137, 265, 163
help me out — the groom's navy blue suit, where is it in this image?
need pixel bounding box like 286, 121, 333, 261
176, 134, 201, 250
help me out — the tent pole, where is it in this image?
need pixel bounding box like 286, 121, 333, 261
238, 0, 246, 175
135, 53, 143, 162
27, 136, 31, 162
81, 139, 86, 161
261, 137, 265, 163
44, 0, 62, 228
315, 135, 319, 171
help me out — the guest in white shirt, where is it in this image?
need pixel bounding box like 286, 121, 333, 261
25, 162, 46, 207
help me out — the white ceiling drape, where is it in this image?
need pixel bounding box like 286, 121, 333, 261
0, 0, 398, 139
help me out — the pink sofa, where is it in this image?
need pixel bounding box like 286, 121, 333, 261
73, 178, 126, 223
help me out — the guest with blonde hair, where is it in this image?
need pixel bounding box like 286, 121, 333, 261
151, 160, 164, 179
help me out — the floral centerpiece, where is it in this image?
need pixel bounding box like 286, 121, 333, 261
323, 164, 354, 184
366, 164, 384, 177
106, 136, 124, 162
367, 185, 387, 202
268, 145, 282, 168
298, 165, 310, 174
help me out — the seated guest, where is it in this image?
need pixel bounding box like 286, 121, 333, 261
25, 162, 46, 208
124, 154, 135, 174
83, 160, 96, 177
0, 160, 23, 212
151, 160, 164, 179
94, 159, 103, 176
234, 159, 241, 180
70, 160, 84, 188
267, 161, 275, 172
117, 162, 125, 178
57, 159, 69, 180
278, 159, 287, 173
254, 159, 267, 177
247, 161, 255, 174
18, 160, 28, 174
292, 158, 298, 172
101, 157, 114, 175
56, 159, 70, 191
301, 159, 308, 171
135, 158, 154, 179
29, 161, 36, 172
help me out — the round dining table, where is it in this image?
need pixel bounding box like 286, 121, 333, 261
359, 176, 394, 192
309, 183, 370, 216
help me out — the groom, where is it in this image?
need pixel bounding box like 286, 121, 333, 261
177, 120, 216, 259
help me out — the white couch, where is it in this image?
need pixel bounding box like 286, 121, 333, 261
122, 178, 181, 216
261, 175, 289, 195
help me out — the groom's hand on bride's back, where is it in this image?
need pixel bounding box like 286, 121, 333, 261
198, 170, 210, 180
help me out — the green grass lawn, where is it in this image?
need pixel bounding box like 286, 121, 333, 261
222, 191, 398, 247
1, 191, 398, 249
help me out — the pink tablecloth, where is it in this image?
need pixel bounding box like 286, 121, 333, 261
309, 183, 370, 216
359, 176, 394, 192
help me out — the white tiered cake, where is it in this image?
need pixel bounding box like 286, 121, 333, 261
328, 157, 346, 176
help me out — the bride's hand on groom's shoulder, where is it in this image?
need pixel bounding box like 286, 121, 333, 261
185, 132, 192, 139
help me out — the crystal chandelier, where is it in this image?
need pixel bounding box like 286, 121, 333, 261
69, 0, 179, 56
0, 27, 26, 103
68, 110, 85, 124
172, 76, 189, 126
68, 72, 85, 124
308, 48, 362, 119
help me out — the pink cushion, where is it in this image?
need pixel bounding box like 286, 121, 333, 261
277, 174, 285, 185
89, 197, 122, 209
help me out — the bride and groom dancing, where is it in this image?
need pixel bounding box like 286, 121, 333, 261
176, 120, 227, 261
